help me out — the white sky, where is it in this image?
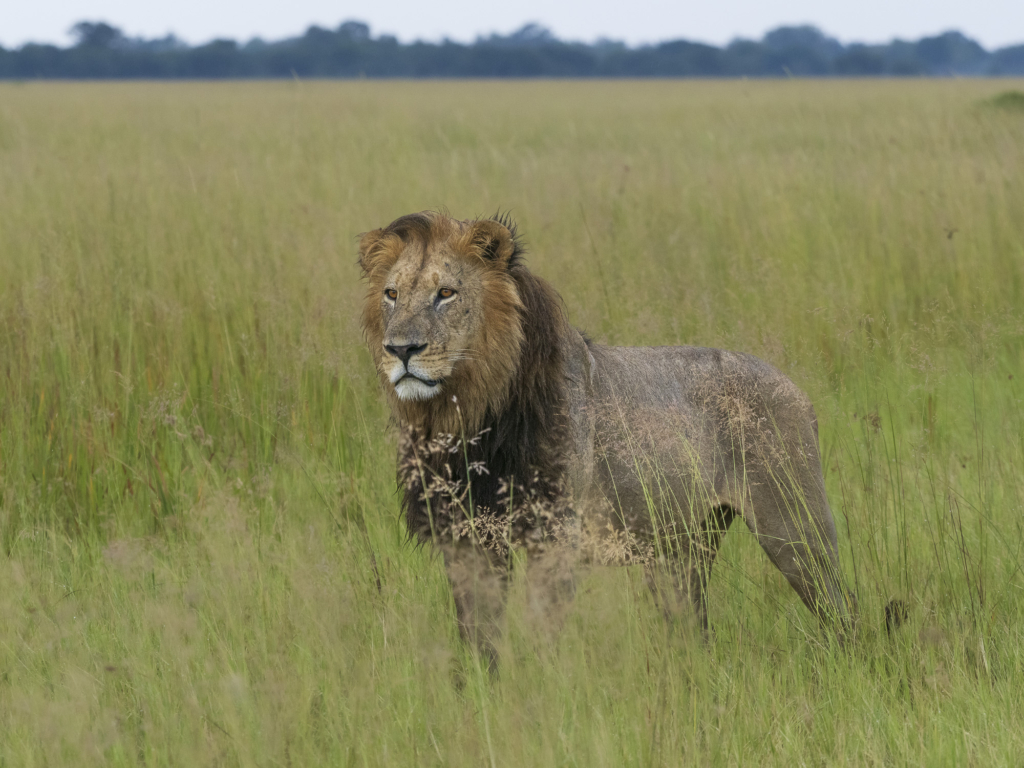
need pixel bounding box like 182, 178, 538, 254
1, 0, 1022, 50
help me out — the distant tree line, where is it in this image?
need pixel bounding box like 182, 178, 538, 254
2, 21, 1023, 79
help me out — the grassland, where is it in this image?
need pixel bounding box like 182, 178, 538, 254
0, 79, 1023, 766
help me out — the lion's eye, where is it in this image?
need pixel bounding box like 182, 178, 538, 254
384, 288, 398, 301
438, 288, 456, 300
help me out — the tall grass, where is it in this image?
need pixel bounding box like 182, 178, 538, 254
0, 79, 1023, 765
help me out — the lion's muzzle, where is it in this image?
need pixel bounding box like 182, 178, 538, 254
384, 342, 443, 401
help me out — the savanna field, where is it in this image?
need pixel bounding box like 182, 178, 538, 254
1, 79, 1023, 766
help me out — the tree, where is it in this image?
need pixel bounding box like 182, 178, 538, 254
70, 21, 124, 49
338, 21, 370, 41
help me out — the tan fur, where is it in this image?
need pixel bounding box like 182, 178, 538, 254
360, 211, 855, 666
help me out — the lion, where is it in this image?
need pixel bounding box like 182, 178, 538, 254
359, 211, 855, 666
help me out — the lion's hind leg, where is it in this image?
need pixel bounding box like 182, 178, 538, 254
740, 470, 856, 639
769, 531, 854, 635
645, 504, 736, 635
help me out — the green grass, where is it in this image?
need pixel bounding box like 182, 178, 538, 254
1, 79, 1023, 765
989, 89, 1024, 111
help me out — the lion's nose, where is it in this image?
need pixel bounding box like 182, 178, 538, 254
384, 343, 427, 365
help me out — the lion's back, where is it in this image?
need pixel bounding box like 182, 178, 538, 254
587, 343, 812, 425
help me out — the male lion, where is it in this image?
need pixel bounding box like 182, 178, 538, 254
359, 211, 854, 665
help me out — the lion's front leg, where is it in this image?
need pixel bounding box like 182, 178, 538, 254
523, 523, 579, 639
441, 543, 510, 671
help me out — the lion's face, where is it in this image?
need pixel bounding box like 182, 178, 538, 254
359, 213, 525, 431
377, 240, 488, 402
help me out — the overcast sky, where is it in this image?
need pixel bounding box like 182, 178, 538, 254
2, 0, 1022, 50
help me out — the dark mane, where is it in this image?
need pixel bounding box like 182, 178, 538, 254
382, 211, 441, 244
399, 253, 571, 548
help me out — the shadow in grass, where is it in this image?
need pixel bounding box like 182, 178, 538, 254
987, 90, 1024, 112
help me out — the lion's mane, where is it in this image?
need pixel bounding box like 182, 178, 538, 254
359, 212, 574, 545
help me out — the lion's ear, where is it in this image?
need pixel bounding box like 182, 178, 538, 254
357, 228, 388, 276
467, 220, 516, 267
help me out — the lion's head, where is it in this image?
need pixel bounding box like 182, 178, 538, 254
358, 211, 531, 435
